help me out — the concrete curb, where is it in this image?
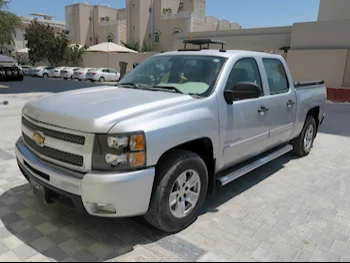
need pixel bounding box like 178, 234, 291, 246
327, 87, 350, 103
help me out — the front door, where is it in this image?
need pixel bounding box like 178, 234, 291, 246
261, 58, 297, 149
219, 58, 271, 170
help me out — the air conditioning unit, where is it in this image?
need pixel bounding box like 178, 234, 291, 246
162, 8, 172, 13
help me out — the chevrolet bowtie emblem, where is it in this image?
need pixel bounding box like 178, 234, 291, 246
33, 132, 45, 147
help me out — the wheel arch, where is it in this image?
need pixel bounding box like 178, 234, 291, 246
306, 106, 320, 136
155, 138, 216, 192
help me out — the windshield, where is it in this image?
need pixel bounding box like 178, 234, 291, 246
118, 55, 227, 96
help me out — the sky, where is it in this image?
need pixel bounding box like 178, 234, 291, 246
7, 0, 320, 29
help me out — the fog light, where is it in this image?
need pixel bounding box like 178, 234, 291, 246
94, 203, 116, 214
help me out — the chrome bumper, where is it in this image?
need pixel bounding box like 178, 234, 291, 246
15, 137, 155, 217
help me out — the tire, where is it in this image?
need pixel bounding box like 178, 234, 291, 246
291, 116, 317, 157
18, 70, 24, 81
143, 149, 208, 233
43, 73, 48, 78
0, 69, 5, 81
5, 70, 13, 81
99, 77, 105, 83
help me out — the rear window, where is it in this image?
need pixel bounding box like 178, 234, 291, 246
262, 59, 289, 95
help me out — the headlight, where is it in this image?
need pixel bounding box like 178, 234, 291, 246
92, 132, 146, 171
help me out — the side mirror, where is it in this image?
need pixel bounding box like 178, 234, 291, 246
224, 82, 262, 104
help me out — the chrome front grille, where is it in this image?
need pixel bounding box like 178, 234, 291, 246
22, 117, 85, 145
21, 115, 94, 172
23, 133, 84, 167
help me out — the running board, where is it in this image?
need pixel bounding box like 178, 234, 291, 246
217, 144, 293, 187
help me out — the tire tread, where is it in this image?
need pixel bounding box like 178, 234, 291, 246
144, 149, 207, 233
291, 116, 316, 157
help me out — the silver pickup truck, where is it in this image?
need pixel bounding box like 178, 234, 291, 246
15, 40, 326, 233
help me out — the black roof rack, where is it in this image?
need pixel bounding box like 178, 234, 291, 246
181, 38, 226, 51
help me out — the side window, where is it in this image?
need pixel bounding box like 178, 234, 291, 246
225, 58, 263, 96
262, 59, 289, 95
102, 69, 109, 73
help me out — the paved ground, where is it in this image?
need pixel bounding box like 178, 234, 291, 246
1, 79, 350, 262
0, 77, 112, 94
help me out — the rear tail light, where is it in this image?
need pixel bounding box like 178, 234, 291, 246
37, 70, 40, 72
79, 73, 83, 75
93, 73, 97, 75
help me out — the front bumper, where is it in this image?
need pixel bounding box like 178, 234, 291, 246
15, 137, 155, 217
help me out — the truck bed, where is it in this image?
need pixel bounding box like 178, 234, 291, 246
290, 80, 327, 140
294, 80, 325, 89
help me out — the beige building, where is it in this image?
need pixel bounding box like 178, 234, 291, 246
173, 0, 350, 88
3, 13, 65, 53
126, 0, 241, 51
65, 3, 127, 47
65, 0, 241, 51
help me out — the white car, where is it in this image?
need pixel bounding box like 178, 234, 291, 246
86, 68, 121, 82
18, 65, 33, 76
49, 67, 66, 78
61, 67, 80, 80
30, 66, 45, 77
36, 66, 54, 78
72, 68, 96, 81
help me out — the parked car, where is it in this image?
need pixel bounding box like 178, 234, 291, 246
72, 68, 96, 81
61, 67, 80, 80
49, 67, 66, 78
37, 66, 54, 78
15, 39, 327, 233
86, 68, 121, 82
29, 66, 45, 77
18, 65, 33, 76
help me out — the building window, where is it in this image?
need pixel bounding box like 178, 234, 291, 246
171, 29, 182, 43
107, 34, 114, 43
154, 31, 160, 43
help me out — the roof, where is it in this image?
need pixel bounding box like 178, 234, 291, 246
155, 49, 283, 59
0, 55, 15, 62
0, 55, 16, 67
86, 42, 138, 53
30, 13, 55, 19
16, 48, 29, 53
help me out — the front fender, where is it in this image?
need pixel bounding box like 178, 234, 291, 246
144, 107, 219, 166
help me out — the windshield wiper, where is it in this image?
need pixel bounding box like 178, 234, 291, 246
153, 85, 184, 94
116, 83, 138, 89
118, 83, 184, 94
117, 83, 161, 92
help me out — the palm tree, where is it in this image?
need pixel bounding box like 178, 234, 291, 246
141, 41, 153, 52
121, 41, 140, 52
65, 44, 87, 66
0, 0, 22, 49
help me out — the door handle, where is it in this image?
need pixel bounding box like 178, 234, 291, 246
287, 100, 296, 107
258, 105, 269, 113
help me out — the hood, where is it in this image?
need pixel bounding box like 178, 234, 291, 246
22, 86, 194, 133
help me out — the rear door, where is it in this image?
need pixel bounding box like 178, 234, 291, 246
108, 69, 118, 81
101, 69, 109, 81
261, 58, 297, 149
